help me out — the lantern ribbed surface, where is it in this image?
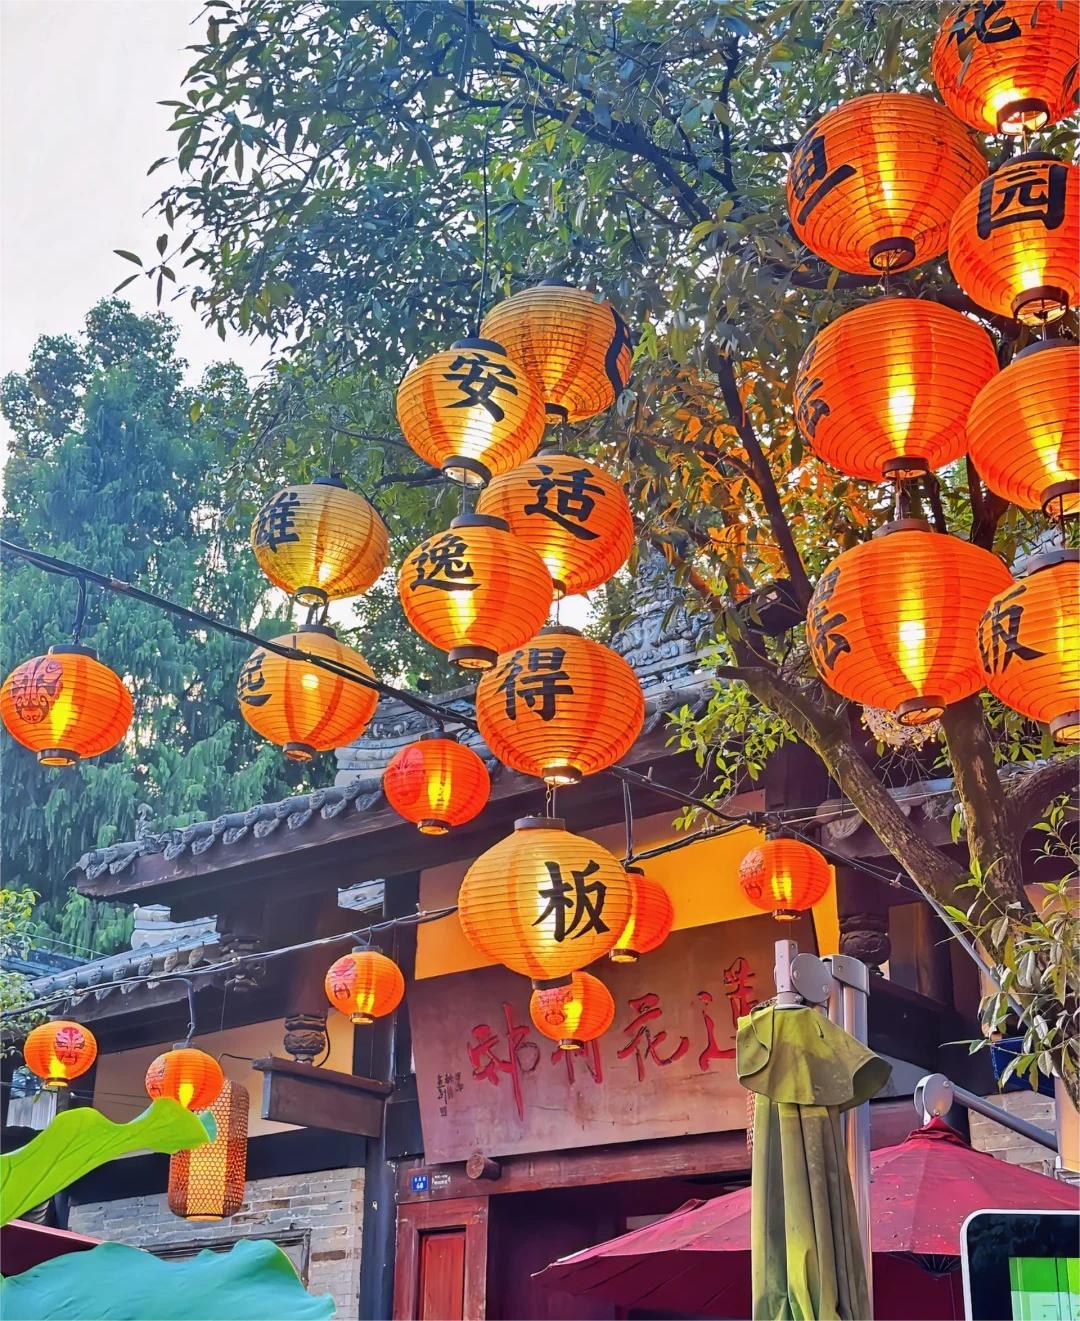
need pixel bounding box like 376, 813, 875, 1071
967, 342, 1079, 518
250, 478, 389, 604
932, 0, 1079, 135
530, 971, 615, 1050
145, 1047, 224, 1111
476, 626, 645, 785
480, 283, 633, 423
23, 1020, 98, 1090
458, 817, 632, 979
978, 554, 1080, 745
398, 514, 554, 670
383, 737, 491, 834
738, 839, 833, 919
1, 646, 132, 767
794, 298, 998, 480
168, 1079, 248, 1221
949, 154, 1079, 326
786, 93, 987, 276
609, 868, 675, 962
324, 950, 405, 1025
476, 453, 633, 597
396, 338, 546, 487
237, 625, 378, 762
807, 523, 1013, 724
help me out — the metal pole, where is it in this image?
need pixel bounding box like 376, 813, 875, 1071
916, 1072, 1058, 1152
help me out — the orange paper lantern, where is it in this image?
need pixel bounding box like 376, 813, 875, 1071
807, 521, 1013, 724
398, 514, 553, 670
476, 626, 644, 785
794, 298, 998, 480
145, 1046, 224, 1111
1, 646, 132, 767
383, 736, 490, 834
786, 93, 987, 275
168, 1079, 248, 1221
739, 839, 832, 920
609, 867, 675, 963
324, 949, 405, 1025
480, 282, 633, 424
23, 1020, 98, 1090
458, 816, 632, 979
530, 971, 615, 1051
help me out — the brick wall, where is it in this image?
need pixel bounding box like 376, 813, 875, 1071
967, 1089, 1057, 1175
69, 1166, 364, 1318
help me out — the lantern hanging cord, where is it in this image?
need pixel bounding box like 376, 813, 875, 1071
473, 121, 491, 337
622, 778, 634, 862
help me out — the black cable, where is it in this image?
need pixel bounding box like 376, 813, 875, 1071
473, 122, 491, 336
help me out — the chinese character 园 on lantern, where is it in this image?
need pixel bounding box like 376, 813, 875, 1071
1, 647, 133, 767
23, 1020, 98, 1090
168, 1079, 249, 1221
739, 839, 832, 921
324, 949, 405, 1025
530, 971, 615, 1051
609, 867, 675, 963
145, 1046, 224, 1111
382, 736, 491, 835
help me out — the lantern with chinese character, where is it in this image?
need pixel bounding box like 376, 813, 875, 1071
23, 1020, 97, 1091
237, 624, 378, 762
476, 454, 633, 598
398, 514, 554, 670
530, 972, 615, 1051
1, 647, 132, 767
807, 521, 1013, 724
145, 1046, 224, 1111
739, 838, 832, 920
786, 93, 987, 275
475, 626, 644, 786
396, 338, 546, 487
168, 1079, 248, 1221
609, 867, 675, 963
479, 282, 633, 424
966, 341, 1079, 519
324, 949, 405, 1025
978, 551, 1080, 744
250, 478, 389, 605
794, 298, 998, 480
383, 736, 490, 835
931, 0, 1079, 136
949, 155, 1078, 326
458, 817, 632, 979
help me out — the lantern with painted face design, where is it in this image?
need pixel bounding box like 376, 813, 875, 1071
23, 1020, 98, 1090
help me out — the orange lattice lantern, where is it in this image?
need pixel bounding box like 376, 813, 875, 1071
250, 478, 389, 605
949, 154, 1078, 326
807, 521, 1013, 724
739, 839, 832, 921
458, 817, 632, 979
324, 949, 405, 1025
398, 514, 553, 670
145, 1046, 224, 1111
967, 341, 1079, 519
23, 1020, 97, 1091
477, 453, 633, 598
1, 647, 132, 767
794, 298, 998, 480
609, 867, 674, 963
383, 736, 490, 834
530, 972, 615, 1051
978, 551, 1080, 744
786, 93, 987, 275
480, 282, 633, 424
168, 1079, 248, 1221
396, 338, 546, 487
476, 626, 644, 785
932, 0, 1079, 136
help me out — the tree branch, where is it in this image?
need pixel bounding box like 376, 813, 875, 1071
1007, 756, 1079, 838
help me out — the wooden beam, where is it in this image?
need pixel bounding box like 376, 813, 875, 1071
253, 1056, 390, 1138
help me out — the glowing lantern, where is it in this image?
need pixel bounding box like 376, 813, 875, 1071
324, 949, 405, 1025
145, 1047, 224, 1111
250, 478, 389, 605
966, 341, 1079, 519
978, 551, 1080, 745
480, 282, 633, 424
949, 154, 1078, 326
530, 972, 615, 1051
237, 625, 378, 762
786, 93, 987, 276
807, 521, 1013, 725
383, 736, 490, 834
739, 839, 832, 920
931, 0, 1079, 136
168, 1079, 248, 1221
609, 867, 674, 963
1, 647, 132, 767
476, 626, 644, 785
398, 514, 553, 670
458, 817, 632, 979
476, 453, 633, 597
23, 1020, 97, 1091
794, 298, 997, 480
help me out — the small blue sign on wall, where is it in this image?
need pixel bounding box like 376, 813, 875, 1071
410, 1173, 430, 1193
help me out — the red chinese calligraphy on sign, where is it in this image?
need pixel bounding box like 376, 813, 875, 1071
467, 1001, 541, 1122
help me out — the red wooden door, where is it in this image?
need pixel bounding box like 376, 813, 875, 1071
394, 1197, 488, 1320
418, 1229, 466, 1320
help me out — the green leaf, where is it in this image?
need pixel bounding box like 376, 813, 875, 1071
113, 250, 143, 266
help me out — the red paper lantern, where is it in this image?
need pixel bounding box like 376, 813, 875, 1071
324, 950, 405, 1025
383, 736, 490, 834
23, 1020, 97, 1091
1, 646, 132, 767
739, 839, 832, 920
145, 1047, 224, 1111
530, 972, 615, 1051
609, 867, 674, 963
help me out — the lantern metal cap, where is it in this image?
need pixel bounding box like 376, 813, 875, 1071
624, 864, 644, 876
881, 455, 929, 479
37, 748, 79, 767
1011, 285, 1070, 326
47, 644, 98, 660
1041, 480, 1080, 521
283, 741, 317, 762
449, 643, 497, 671
1050, 712, 1080, 744
1016, 547, 1079, 578
538, 623, 584, 638
896, 696, 946, 726
1015, 337, 1074, 363
996, 98, 1050, 135
441, 454, 491, 487
873, 517, 933, 538
417, 818, 451, 836
609, 948, 640, 963
558, 1038, 584, 1051
542, 763, 582, 787
531, 974, 573, 990
312, 474, 348, 489
293, 623, 338, 639
773, 909, 799, 923
544, 403, 570, 422
1001, 150, 1063, 167
450, 336, 507, 355
450, 513, 509, 534
538, 278, 578, 289
868, 236, 916, 272
515, 814, 565, 831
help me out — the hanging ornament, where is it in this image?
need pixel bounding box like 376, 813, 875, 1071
168, 1079, 249, 1222
324, 949, 405, 1025
807, 520, 1013, 725
383, 736, 490, 835
250, 478, 389, 606
786, 93, 987, 276
145, 1046, 224, 1111
458, 817, 632, 979
476, 453, 633, 598
530, 972, 615, 1051
23, 1020, 98, 1091
739, 839, 832, 921
398, 514, 553, 670
861, 705, 942, 751
1, 647, 132, 767
476, 626, 644, 785
609, 867, 675, 963
794, 298, 997, 480
479, 282, 633, 424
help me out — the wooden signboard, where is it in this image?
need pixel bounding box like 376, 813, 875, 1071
409, 914, 812, 1164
